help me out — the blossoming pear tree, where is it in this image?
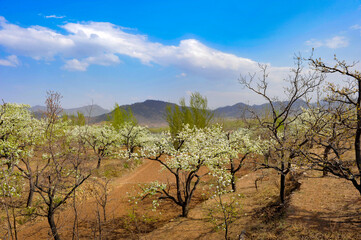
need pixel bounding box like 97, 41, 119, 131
117, 122, 153, 166
224, 128, 271, 192
0, 103, 44, 208
74, 124, 118, 169
141, 124, 231, 217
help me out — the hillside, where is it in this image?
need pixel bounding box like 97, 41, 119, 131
92, 99, 309, 126
31, 99, 309, 126
214, 99, 308, 119
92, 100, 178, 127
30, 104, 110, 118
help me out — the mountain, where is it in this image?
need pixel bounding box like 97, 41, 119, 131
213, 102, 249, 118
94, 99, 308, 126
31, 99, 309, 127
213, 99, 308, 118
30, 104, 110, 118
31, 105, 47, 112
63, 105, 110, 117
93, 100, 177, 127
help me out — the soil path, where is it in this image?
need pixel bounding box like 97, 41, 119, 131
18, 158, 174, 239
19, 160, 361, 239
140, 171, 267, 240
286, 173, 361, 232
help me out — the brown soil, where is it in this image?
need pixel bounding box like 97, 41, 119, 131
12, 159, 361, 240
285, 172, 361, 238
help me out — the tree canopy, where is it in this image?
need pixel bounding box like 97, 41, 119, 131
166, 92, 213, 136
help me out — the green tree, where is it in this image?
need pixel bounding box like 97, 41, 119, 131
109, 103, 137, 130
166, 92, 213, 136
75, 111, 86, 126
62, 112, 86, 126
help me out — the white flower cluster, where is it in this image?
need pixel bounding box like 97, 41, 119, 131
140, 124, 271, 211
0, 103, 43, 163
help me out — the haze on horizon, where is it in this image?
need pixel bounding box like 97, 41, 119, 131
1, 0, 361, 109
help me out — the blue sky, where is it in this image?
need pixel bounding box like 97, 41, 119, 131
1, 0, 361, 109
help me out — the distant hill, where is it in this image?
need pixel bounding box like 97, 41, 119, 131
93, 100, 178, 127
214, 99, 308, 119
213, 102, 249, 118
31, 99, 309, 127
92, 99, 308, 127
30, 104, 110, 118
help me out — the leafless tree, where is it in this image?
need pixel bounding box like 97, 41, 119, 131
239, 56, 324, 203
33, 91, 91, 240
89, 177, 111, 222
305, 55, 361, 194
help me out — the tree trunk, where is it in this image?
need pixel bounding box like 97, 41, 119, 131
351, 179, 361, 196
356, 80, 361, 174
231, 173, 236, 192
26, 179, 34, 207
280, 162, 286, 204
96, 156, 101, 169
181, 203, 189, 217
355, 122, 361, 173
48, 211, 61, 240
12, 207, 18, 240
322, 146, 331, 177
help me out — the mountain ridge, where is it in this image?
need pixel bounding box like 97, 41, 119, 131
30, 104, 110, 118
91, 99, 308, 127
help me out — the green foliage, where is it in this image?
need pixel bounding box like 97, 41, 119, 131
0, 170, 23, 197
109, 103, 137, 130
62, 113, 69, 122
148, 126, 170, 134
166, 92, 213, 136
215, 118, 246, 131
0, 103, 41, 168
62, 111, 86, 126
75, 111, 86, 125
274, 110, 284, 133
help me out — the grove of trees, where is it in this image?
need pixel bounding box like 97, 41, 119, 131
1, 54, 361, 239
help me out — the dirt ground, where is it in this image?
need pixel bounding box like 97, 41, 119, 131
13, 159, 361, 240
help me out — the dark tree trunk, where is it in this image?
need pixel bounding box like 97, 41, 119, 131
354, 82, 361, 195
231, 173, 236, 192
96, 156, 101, 169
26, 179, 34, 207
351, 78, 361, 192
322, 146, 331, 177
280, 162, 286, 204
181, 203, 189, 217
47, 211, 60, 240
280, 173, 285, 204
12, 207, 18, 240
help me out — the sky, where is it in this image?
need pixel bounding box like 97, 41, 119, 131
1, 0, 361, 109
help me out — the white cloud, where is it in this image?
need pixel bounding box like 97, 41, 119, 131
0, 16, 74, 60
63, 59, 88, 71
350, 24, 361, 30
45, 15, 65, 19
0, 55, 19, 67
305, 36, 349, 49
0, 16, 286, 78
325, 36, 349, 49
63, 53, 121, 71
